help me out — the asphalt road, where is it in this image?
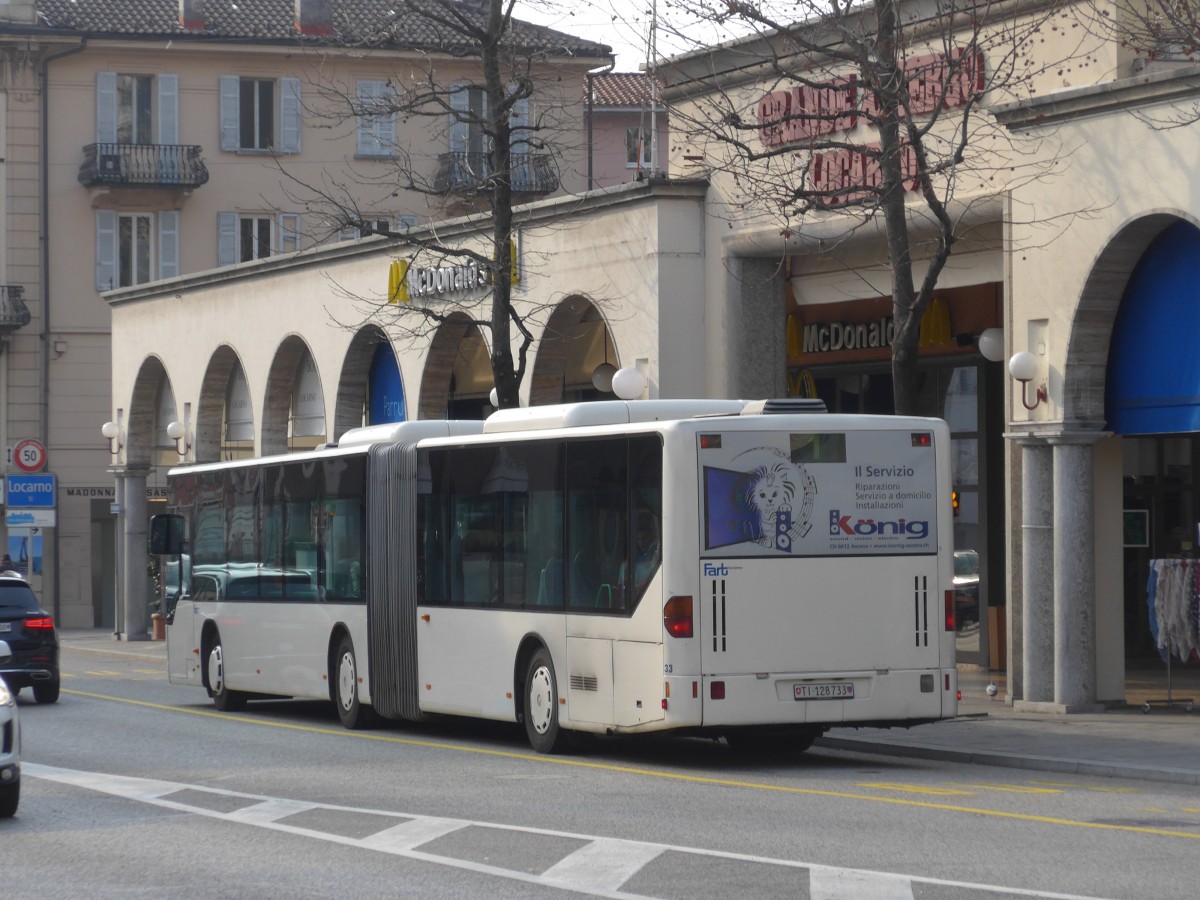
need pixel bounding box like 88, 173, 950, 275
2, 651, 1198, 899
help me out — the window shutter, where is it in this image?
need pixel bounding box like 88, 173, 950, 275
280, 77, 302, 154
217, 211, 238, 266
158, 210, 179, 279
219, 75, 239, 151
357, 81, 378, 155
449, 83, 469, 154
157, 73, 179, 145
356, 80, 394, 156
509, 87, 529, 153
95, 210, 116, 290
510, 92, 530, 186
96, 72, 117, 143
278, 213, 301, 253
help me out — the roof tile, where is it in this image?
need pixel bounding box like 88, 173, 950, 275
23, 0, 610, 57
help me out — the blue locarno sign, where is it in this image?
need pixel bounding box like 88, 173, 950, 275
6, 474, 57, 508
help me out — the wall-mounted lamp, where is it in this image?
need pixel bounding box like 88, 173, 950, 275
1008, 350, 1047, 410
977, 327, 1005, 363
101, 420, 123, 454
611, 366, 646, 401
166, 420, 191, 456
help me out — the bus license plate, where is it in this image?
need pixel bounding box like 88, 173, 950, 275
794, 682, 853, 700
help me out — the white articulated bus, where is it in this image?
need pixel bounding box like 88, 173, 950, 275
151, 398, 958, 753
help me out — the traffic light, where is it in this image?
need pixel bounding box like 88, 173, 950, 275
951, 489, 960, 516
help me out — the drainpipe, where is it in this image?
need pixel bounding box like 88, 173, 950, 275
40, 38, 87, 624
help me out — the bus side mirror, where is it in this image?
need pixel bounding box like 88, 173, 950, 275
149, 514, 185, 555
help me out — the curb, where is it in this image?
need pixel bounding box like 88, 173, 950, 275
815, 735, 1200, 787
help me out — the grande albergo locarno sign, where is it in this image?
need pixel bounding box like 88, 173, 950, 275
756, 49, 985, 206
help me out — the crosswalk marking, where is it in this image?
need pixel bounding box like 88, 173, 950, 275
24, 763, 1120, 900
360, 817, 470, 852
540, 838, 666, 892
810, 866, 915, 900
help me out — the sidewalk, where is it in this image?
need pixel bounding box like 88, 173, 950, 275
57, 629, 1200, 786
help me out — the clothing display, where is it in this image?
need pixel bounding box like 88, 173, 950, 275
1147, 559, 1200, 664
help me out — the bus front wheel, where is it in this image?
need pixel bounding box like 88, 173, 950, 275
208, 636, 247, 712
523, 648, 568, 754
334, 633, 371, 730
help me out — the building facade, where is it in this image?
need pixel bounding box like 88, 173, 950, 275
585, 72, 668, 189
0, 0, 606, 632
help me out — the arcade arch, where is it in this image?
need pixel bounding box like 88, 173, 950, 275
530, 295, 617, 408
419, 313, 492, 419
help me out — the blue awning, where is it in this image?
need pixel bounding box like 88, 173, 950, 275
1106, 221, 1200, 435
368, 344, 406, 425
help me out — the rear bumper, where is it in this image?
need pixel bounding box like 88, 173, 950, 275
0, 665, 58, 689
661, 668, 957, 730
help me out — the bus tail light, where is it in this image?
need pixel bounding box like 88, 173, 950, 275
710, 681, 725, 700
664, 595, 693, 638
944, 590, 955, 631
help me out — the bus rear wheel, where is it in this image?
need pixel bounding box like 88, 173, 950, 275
523, 648, 568, 754
208, 636, 247, 712
334, 634, 371, 730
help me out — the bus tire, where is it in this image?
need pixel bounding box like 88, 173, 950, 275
523, 648, 568, 754
334, 633, 371, 730
208, 635, 247, 712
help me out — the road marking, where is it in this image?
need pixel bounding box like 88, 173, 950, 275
84, 670, 121, 677
857, 782, 975, 796
24, 763, 1119, 900
57, 687, 1200, 842
540, 838, 666, 893
809, 866, 915, 899
946, 782, 1063, 795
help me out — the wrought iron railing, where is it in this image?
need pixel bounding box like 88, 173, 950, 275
78, 143, 210, 189
434, 152, 560, 195
0, 285, 30, 333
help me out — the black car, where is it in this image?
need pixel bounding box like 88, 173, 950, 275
0, 573, 59, 703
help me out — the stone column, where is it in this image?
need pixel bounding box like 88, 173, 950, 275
1050, 433, 1107, 712
1016, 438, 1054, 705
112, 473, 126, 635
121, 468, 150, 641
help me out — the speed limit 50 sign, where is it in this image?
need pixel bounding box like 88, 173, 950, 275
12, 438, 47, 473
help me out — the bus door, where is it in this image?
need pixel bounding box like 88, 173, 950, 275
166, 571, 214, 683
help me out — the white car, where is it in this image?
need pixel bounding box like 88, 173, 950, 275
0, 639, 20, 817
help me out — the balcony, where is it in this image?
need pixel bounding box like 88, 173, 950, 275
0, 285, 30, 334
78, 143, 210, 189
434, 152, 560, 197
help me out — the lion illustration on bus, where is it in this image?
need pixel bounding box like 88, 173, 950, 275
704, 447, 817, 553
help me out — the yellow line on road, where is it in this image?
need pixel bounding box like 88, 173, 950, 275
857, 782, 974, 796
61, 687, 1200, 841
84, 671, 121, 677
945, 782, 1063, 795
